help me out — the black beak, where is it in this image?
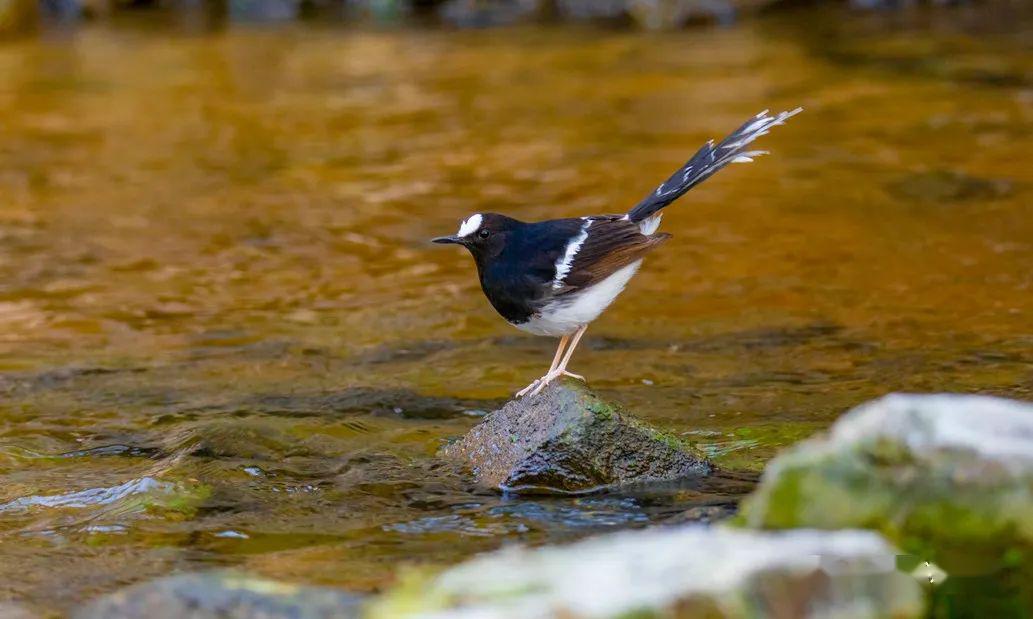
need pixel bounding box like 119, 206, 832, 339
432, 235, 462, 245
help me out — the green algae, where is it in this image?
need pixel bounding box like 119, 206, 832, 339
141, 482, 213, 520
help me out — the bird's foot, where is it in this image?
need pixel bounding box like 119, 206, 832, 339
518, 370, 585, 398
515, 376, 546, 398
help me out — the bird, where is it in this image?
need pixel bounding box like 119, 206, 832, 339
433, 108, 802, 397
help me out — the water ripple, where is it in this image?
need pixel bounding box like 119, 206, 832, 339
0, 477, 171, 512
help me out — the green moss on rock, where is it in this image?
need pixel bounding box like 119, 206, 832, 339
741, 394, 1033, 614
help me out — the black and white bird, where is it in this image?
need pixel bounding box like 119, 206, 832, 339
434, 108, 802, 397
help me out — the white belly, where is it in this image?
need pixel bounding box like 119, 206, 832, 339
512, 260, 643, 337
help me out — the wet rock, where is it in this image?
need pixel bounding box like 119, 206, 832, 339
76, 571, 363, 619
440, 379, 710, 494
741, 394, 1033, 580
370, 525, 925, 618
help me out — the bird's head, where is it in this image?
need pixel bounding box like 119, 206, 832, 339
432, 213, 521, 260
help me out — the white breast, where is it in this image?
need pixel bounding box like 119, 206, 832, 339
513, 260, 643, 337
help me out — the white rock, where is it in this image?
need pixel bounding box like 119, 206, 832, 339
741, 393, 1033, 588
376, 526, 923, 619
827, 393, 1033, 466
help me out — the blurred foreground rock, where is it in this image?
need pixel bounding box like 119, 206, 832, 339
76, 571, 363, 619
440, 379, 711, 493
742, 393, 1033, 606
371, 525, 924, 618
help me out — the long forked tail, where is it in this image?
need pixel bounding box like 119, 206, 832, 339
626, 108, 802, 223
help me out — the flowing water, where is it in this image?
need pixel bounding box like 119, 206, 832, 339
0, 6, 1031, 614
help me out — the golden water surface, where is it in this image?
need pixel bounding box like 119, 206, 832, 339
0, 7, 1031, 614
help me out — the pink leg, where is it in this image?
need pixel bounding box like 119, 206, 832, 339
515, 334, 570, 397
554, 324, 588, 376
548, 334, 570, 373
527, 325, 589, 396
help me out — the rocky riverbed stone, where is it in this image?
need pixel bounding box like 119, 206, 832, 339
439, 379, 711, 493
76, 571, 363, 619
370, 525, 924, 618
741, 393, 1033, 580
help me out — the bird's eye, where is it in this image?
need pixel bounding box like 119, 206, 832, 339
478, 229, 490, 239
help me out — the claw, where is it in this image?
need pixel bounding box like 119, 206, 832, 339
519, 369, 586, 398
528, 379, 551, 397
518, 325, 590, 399
515, 378, 543, 398
528, 370, 561, 396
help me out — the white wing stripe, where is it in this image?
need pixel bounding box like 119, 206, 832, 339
552, 219, 592, 290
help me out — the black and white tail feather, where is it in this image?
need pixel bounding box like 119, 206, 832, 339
626, 108, 802, 224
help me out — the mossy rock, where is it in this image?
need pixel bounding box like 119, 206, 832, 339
369, 525, 924, 619
440, 379, 710, 494
740, 394, 1033, 612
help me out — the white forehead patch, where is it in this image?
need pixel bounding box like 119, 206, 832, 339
456, 213, 483, 238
